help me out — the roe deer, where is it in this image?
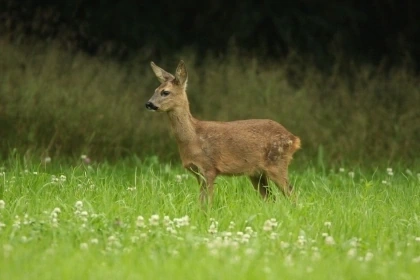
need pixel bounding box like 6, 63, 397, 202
146, 60, 300, 204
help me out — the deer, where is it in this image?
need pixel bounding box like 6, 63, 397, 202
145, 60, 301, 205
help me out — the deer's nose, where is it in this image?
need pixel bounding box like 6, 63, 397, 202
145, 101, 158, 111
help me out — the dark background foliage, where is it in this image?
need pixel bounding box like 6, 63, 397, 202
1, 0, 419, 67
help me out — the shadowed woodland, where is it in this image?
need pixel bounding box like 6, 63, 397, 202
0, 0, 419, 165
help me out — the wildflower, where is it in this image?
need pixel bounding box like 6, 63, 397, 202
280, 241, 290, 249
348, 171, 355, 178
228, 221, 235, 230
166, 227, 177, 234
59, 175, 66, 182
339, 168, 345, 173
321, 232, 328, 238
174, 215, 189, 227
208, 220, 218, 234
245, 226, 254, 235
75, 201, 83, 210
90, 238, 99, 244
127, 186, 136, 191
149, 214, 159, 226
324, 221, 332, 228
364, 252, 374, 261
0, 222, 5, 229
405, 169, 413, 176
136, 216, 145, 228
412, 256, 420, 263
240, 233, 251, 244
270, 232, 278, 240
0, 200, 5, 210
297, 235, 306, 247
415, 237, 420, 242
381, 180, 389, 185
43, 157, 51, 163
175, 175, 182, 183
33, 172, 38, 175
12, 216, 21, 230
263, 218, 278, 232
325, 236, 335, 245
347, 248, 357, 258
80, 243, 89, 250
163, 216, 172, 226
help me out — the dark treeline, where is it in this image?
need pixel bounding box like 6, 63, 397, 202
1, 0, 419, 67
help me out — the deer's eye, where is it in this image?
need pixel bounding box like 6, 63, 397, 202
161, 90, 170, 97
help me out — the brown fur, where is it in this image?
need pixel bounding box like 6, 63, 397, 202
147, 60, 301, 204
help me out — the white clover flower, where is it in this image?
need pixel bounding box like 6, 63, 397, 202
0, 222, 6, 229
90, 238, 99, 244
270, 232, 278, 240
415, 237, 420, 242
0, 200, 5, 210
228, 221, 235, 230
324, 221, 332, 228
149, 214, 160, 226
163, 215, 171, 226
80, 243, 89, 250
386, 167, 393, 173
263, 218, 278, 232
325, 236, 335, 245
127, 187, 136, 191
339, 168, 345, 173
412, 256, 420, 263
136, 216, 145, 228
175, 175, 182, 183
280, 241, 290, 249
81, 155, 87, 160
75, 201, 83, 210
33, 172, 38, 175
166, 227, 177, 234
321, 232, 329, 237
241, 233, 251, 244
364, 252, 374, 261
59, 175, 67, 182
245, 226, 254, 235
43, 157, 51, 163
348, 171, 355, 178
347, 248, 357, 258
208, 221, 218, 234
297, 235, 306, 247
12, 216, 21, 230
174, 215, 189, 227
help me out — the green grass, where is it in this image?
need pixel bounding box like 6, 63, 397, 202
0, 158, 420, 280
1, 40, 420, 163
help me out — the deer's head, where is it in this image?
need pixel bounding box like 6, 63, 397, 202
146, 60, 188, 112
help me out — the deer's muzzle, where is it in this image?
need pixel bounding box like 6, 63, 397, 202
145, 101, 159, 111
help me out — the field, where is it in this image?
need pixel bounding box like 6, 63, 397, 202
0, 157, 419, 280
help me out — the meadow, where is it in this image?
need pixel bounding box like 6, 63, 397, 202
0, 157, 419, 280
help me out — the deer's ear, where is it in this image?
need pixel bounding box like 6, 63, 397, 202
175, 60, 188, 87
150, 62, 174, 83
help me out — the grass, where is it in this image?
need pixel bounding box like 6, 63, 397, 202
0, 157, 419, 279
1, 39, 420, 163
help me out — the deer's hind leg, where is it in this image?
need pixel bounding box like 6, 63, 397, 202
249, 174, 272, 200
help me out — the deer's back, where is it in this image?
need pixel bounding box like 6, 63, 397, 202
190, 119, 299, 175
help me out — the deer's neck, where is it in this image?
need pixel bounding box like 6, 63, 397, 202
167, 106, 197, 144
